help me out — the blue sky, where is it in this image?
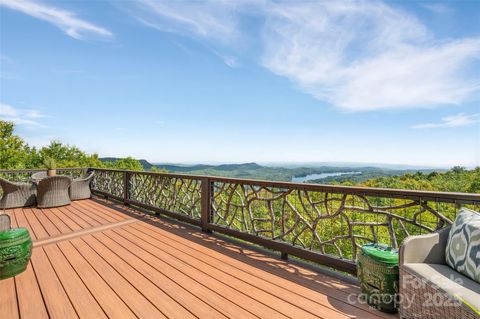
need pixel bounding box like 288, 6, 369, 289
0, 0, 479, 167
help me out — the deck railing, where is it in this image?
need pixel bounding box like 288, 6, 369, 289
2, 167, 479, 275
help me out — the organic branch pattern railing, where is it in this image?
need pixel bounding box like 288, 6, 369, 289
91, 169, 124, 199
129, 172, 202, 220
211, 181, 480, 261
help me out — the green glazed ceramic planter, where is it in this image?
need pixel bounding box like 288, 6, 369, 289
0, 227, 32, 280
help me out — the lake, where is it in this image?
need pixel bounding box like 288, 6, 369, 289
291, 172, 361, 183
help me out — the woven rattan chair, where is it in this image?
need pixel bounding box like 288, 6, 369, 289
31, 171, 47, 184
0, 178, 37, 209
399, 226, 480, 318
36, 176, 72, 208
70, 172, 94, 201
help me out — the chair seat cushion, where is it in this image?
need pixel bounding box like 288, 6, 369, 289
403, 263, 480, 311
445, 208, 480, 283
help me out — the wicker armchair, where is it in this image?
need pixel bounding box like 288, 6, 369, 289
399, 226, 480, 319
70, 172, 94, 201
0, 178, 37, 209
31, 171, 47, 184
36, 176, 72, 208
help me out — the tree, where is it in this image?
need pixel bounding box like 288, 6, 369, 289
36, 141, 103, 168
104, 157, 144, 171
0, 120, 30, 169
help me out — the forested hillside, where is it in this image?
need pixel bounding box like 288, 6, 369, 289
2, 120, 478, 193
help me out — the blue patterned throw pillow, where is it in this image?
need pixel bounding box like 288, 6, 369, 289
446, 208, 480, 283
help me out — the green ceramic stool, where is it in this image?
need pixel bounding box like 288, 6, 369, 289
0, 227, 32, 280
357, 243, 399, 313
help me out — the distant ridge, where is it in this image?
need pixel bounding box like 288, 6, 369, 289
100, 158, 264, 172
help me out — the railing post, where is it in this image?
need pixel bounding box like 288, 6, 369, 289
201, 177, 212, 233
123, 171, 130, 206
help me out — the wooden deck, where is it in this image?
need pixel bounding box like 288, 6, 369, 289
0, 198, 396, 319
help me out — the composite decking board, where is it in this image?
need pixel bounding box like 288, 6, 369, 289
131, 221, 388, 319
49, 207, 84, 232
34, 208, 62, 237
137, 215, 360, 294
67, 202, 115, 225
68, 201, 115, 225
24, 208, 51, 240
13, 208, 37, 240
14, 262, 49, 319
122, 225, 350, 319
128, 223, 374, 319
30, 248, 79, 318
33, 219, 139, 248
0, 277, 19, 319
101, 229, 266, 319
89, 198, 152, 222
42, 244, 108, 319
68, 237, 167, 319
77, 200, 127, 222
111, 227, 306, 319
56, 206, 92, 229
80, 235, 200, 319
59, 205, 101, 228
56, 240, 137, 319
39, 206, 74, 234
89, 232, 232, 319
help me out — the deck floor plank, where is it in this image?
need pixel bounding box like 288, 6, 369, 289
43, 244, 108, 319
59, 205, 103, 227
30, 248, 79, 318
66, 203, 114, 225
23, 208, 50, 240
56, 206, 92, 229
69, 237, 167, 319
49, 207, 84, 232
34, 209, 62, 237
102, 229, 266, 319
56, 240, 137, 319
0, 277, 19, 319
14, 262, 49, 319
76, 200, 127, 222
121, 225, 346, 319
127, 223, 364, 318
13, 208, 36, 240
131, 221, 384, 318
90, 232, 239, 319
39, 206, 73, 234
81, 235, 200, 319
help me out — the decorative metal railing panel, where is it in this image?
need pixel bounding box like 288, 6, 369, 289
129, 172, 202, 220
91, 169, 124, 199
211, 181, 480, 262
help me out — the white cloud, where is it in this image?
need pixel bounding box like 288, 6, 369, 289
0, 0, 112, 40
262, 1, 480, 111
127, 0, 480, 112
412, 113, 480, 129
130, 0, 241, 43
0, 103, 47, 128
420, 3, 453, 15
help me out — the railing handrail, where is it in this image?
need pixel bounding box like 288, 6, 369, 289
2, 167, 480, 204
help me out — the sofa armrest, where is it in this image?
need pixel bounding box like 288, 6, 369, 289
400, 226, 451, 266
